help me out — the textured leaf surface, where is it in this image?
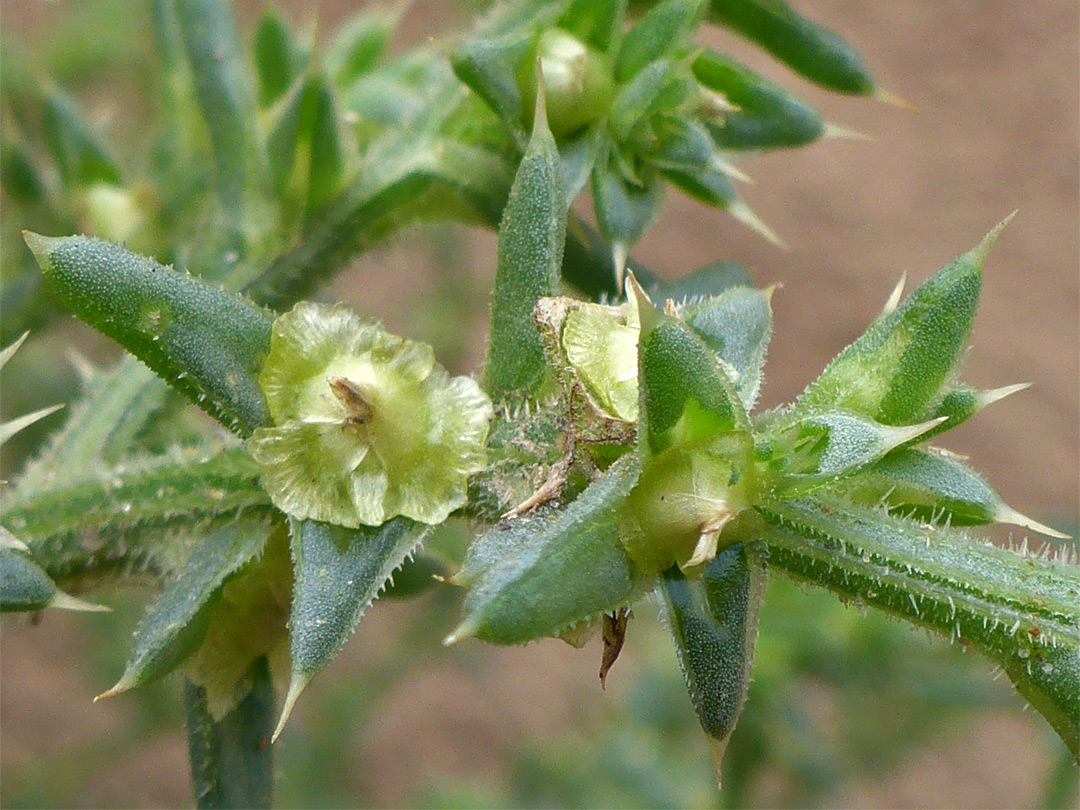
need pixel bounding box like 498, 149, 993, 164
276, 517, 427, 737
100, 515, 275, 697
26, 234, 273, 436
454, 453, 642, 644
486, 89, 566, 396
633, 279, 747, 454
659, 541, 765, 768
682, 286, 772, 410
796, 221, 1009, 424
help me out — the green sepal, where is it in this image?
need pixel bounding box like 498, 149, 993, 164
592, 155, 662, 250
275, 517, 427, 739
692, 48, 824, 150
658, 540, 765, 767
681, 286, 772, 410
185, 656, 274, 810
558, 0, 626, 51
764, 409, 944, 496
98, 515, 276, 698
840, 446, 1067, 537
485, 86, 567, 397
323, 3, 402, 87
25, 234, 273, 437
42, 86, 121, 188
253, 11, 306, 108
795, 220, 1010, 425
620, 432, 756, 573
452, 452, 642, 645
632, 278, 747, 455
616, 0, 705, 83
0, 548, 109, 613
706, 0, 875, 95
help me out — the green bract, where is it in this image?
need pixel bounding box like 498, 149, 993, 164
248, 302, 492, 526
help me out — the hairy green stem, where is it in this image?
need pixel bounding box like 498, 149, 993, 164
749, 496, 1079, 756
1, 447, 271, 586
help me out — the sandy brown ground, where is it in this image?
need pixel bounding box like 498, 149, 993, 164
2, 1, 1077, 807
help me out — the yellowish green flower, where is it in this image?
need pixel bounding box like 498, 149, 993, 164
249, 302, 492, 527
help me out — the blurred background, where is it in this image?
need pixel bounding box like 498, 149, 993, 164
1, 1, 1077, 807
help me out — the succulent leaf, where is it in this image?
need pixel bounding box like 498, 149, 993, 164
25, 233, 274, 436
485, 84, 567, 396
796, 219, 1012, 425
451, 452, 642, 645
275, 516, 427, 739
98, 514, 276, 699
840, 446, 1068, 537
658, 540, 765, 777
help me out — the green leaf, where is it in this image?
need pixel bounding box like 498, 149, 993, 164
42, 86, 121, 188
840, 446, 1068, 537
0, 548, 109, 613
658, 541, 765, 772
592, 155, 662, 250
631, 277, 747, 455
795, 219, 1011, 425
650, 260, 754, 302
706, 0, 875, 95
274, 517, 427, 739
98, 515, 275, 698
1, 136, 49, 205
914, 382, 1030, 444
248, 136, 513, 311
174, 0, 260, 224
615, 0, 706, 83
185, 656, 274, 810
14, 357, 167, 493
25, 234, 273, 437
753, 496, 1080, 757
559, 0, 626, 51
266, 76, 312, 198
323, 3, 402, 87
451, 452, 642, 645
561, 213, 662, 298
305, 77, 345, 215
692, 48, 824, 150
681, 286, 772, 410
485, 86, 567, 396
764, 409, 944, 494
609, 59, 686, 141
253, 11, 305, 108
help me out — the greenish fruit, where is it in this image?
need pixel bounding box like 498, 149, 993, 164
519, 29, 615, 139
